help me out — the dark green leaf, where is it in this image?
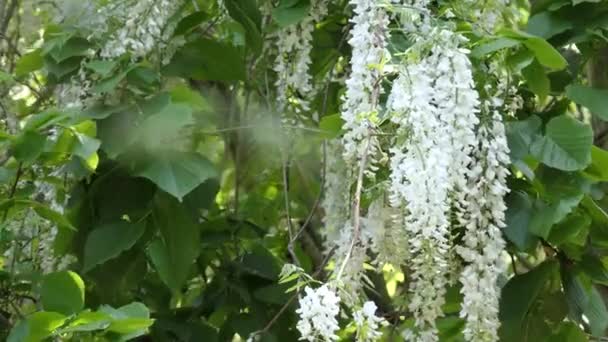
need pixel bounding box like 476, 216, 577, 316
147, 194, 201, 292
83, 221, 146, 272
41, 271, 85, 315
272, 0, 311, 27
505, 191, 538, 251
240, 244, 281, 280
566, 84, 608, 121
48, 37, 92, 63
524, 37, 568, 70
11, 130, 47, 164
499, 260, 558, 341
522, 60, 551, 99
8, 312, 67, 342
174, 11, 210, 36
530, 115, 592, 171
15, 49, 44, 77
527, 12, 573, 39
471, 37, 521, 58
133, 151, 217, 200
165, 39, 245, 81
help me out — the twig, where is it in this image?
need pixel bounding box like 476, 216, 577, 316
2, 162, 22, 221
282, 152, 300, 266
257, 246, 337, 335
292, 141, 326, 243
336, 136, 371, 280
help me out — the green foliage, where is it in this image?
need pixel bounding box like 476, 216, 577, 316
1, 0, 608, 341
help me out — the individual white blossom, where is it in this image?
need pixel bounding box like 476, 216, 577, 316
340, 0, 389, 163
387, 29, 480, 341
353, 301, 387, 341
296, 285, 341, 341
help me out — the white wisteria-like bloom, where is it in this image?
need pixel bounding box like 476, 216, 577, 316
353, 301, 387, 341
99, 0, 181, 59
321, 140, 351, 246
456, 115, 510, 342
340, 0, 389, 163
296, 285, 341, 341
456, 0, 517, 33
454, 57, 513, 342
274, 0, 328, 117
387, 29, 480, 341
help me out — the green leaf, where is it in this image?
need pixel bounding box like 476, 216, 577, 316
15, 49, 44, 77
165, 39, 246, 81
100, 302, 154, 336
272, 0, 311, 27
223, 0, 263, 53
83, 221, 146, 272
580, 254, 608, 285
563, 271, 608, 337
470, 37, 521, 58
523, 37, 568, 70
566, 84, 608, 121
134, 103, 193, 150
240, 244, 281, 280
505, 191, 538, 251
170, 84, 209, 111
133, 151, 217, 200
530, 115, 592, 171
506, 115, 542, 161
11, 130, 47, 164
174, 11, 210, 36
58, 311, 112, 333
253, 283, 291, 305
522, 60, 551, 99
584, 146, 608, 181
85, 60, 118, 77
550, 322, 587, 342
548, 212, 591, 246
41, 271, 85, 315
529, 195, 583, 239
527, 12, 573, 39
48, 37, 92, 63
8, 312, 67, 342
499, 260, 558, 341
319, 114, 344, 139
147, 194, 201, 292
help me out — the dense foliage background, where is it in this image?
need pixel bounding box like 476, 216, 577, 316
1, 0, 608, 341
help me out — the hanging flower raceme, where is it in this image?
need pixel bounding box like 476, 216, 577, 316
274, 0, 328, 117
340, 0, 389, 163
388, 28, 480, 341
296, 284, 342, 341
321, 140, 352, 247
353, 301, 388, 341
99, 0, 181, 59
454, 57, 514, 342
456, 114, 510, 342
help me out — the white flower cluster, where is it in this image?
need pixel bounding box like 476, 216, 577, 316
453, 57, 513, 342
340, 0, 389, 162
387, 29, 480, 341
353, 301, 387, 341
456, 115, 509, 342
321, 140, 352, 246
99, 0, 181, 59
456, 0, 515, 33
296, 285, 341, 341
274, 0, 328, 116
